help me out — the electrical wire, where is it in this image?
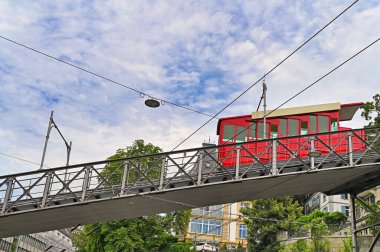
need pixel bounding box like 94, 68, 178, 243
0, 152, 50, 168
170, 0, 359, 151
0, 35, 216, 119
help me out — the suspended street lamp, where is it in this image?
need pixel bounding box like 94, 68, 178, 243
145, 97, 160, 108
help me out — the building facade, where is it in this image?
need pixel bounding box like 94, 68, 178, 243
304, 192, 350, 216
184, 202, 250, 249
0, 230, 74, 252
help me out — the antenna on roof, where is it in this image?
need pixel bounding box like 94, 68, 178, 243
262, 74, 267, 139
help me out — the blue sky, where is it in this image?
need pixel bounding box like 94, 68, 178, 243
0, 0, 380, 175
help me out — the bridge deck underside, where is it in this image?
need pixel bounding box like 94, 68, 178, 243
1, 163, 380, 237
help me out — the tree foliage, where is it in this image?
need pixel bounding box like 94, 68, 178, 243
361, 93, 380, 127
240, 196, 303, 252
72, 140, 191, 252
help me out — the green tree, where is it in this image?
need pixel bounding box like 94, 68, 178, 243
361, 93, 380, 127
300, 217, 330, 252
296, 210, 347, 252
280, 239, 308, 252
72, 140, 191, 252
240, 197, 303, 252
357, 199, 380, 236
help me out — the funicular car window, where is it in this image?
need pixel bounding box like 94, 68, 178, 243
331, 118, 338, 131
223, 125, 235, 142
271, 124, 278, 138
249, 122, 256, 139
288, 119, 299, 136
258, 122, 269, 139
318, 116, 329, 133
310, 115, 317, 133
280, 119, 287, 135
236, 126, 246, 143
301, 121, 308, 135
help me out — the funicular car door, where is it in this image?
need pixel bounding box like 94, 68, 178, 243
254, 121, 270, 163
286, 117, 302, 160
312, 113, 338, 157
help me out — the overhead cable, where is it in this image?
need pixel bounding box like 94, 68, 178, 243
171, 0, 359, 151
0, 35, 216, 119
0, 152, 50, 168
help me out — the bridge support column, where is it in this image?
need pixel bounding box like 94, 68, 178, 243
350, 193, 358, 252
1, 177, 14, 214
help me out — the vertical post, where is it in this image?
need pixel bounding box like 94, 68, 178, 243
121, 162, 129, 195
159, 157, 166, 190
81, 166, 91, 201
348, 133, 354, 166
263, 77, 267, 139
350, 194, 358, 252
235, 146, 241, 179
272, 140, 278, 175
197, 151, 203, 185
310, 137, 315, 170
66, 141, 72, 167
40, 111, 54, 170
63, 141, 72, 193
1, 178, 14, 214
41, 172, 53, 207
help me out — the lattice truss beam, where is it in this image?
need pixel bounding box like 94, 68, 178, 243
1, 128, 380, 216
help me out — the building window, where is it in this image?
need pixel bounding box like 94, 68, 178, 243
322, 194, 327, 203
363, 194, 376, 204
341, 194, 349, 200
189, 219, 222, 235
192, 205, 223, 217
322, 206, 328, 213
239, 224, 247, 238
340, 205, 350, 216
241, 202, 250, 209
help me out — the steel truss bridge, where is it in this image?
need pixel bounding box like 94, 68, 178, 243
1, 128, 380, 238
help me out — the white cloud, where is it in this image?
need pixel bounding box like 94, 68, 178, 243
0, 0, 379, 176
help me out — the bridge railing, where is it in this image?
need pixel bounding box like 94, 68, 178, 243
1, 127, 380, 216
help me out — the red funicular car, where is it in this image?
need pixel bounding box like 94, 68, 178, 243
217, 102, 364, 168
